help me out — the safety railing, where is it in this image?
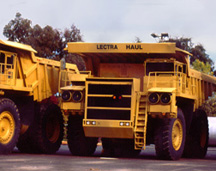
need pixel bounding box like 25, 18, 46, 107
147, 71, 187, 94
60, 70, 91, 88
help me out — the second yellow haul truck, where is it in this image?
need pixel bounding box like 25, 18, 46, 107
0, 40, 79, 154
62, 42, 216, 160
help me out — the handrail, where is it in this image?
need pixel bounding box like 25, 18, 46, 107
60, 70, 91, 88
147, 71, 187, 93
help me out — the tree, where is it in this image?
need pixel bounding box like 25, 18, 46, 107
166, 37, 193, 52
164, 36, 215, 74
3, 13, 85, 70
201, 92, 216, 116
192, 59, 213, 75
3, 12, 32, 43
157, 35, 216, 116
28, 25, 62, 58
190, 44, 214, 67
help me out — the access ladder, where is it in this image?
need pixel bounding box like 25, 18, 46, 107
134, 92, 148, 150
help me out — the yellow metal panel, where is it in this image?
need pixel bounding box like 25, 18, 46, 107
67, 73, 88, 82
189, 68, 216, 84
148, 87, 176, 93
61, 85, 85, 91
0, 84, 32, 92
149, 105, 171, 113
83, 119, 134, 138
84, 127, 134, 138
62, 102, 83, 110
176, 47, 192, 56
66, 42, 177, 54
0, 40, 37, 53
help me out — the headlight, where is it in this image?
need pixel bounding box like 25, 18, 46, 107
62, 91, 71, 101
160, 93, 171, 104
148, 93, 159, 104
72, 91, 83, 102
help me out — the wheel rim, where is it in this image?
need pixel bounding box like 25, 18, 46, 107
172, 119, 183, 151
0, 111, 15, 144
46, 116, 60, 143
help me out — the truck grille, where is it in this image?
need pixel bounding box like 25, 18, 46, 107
85, 78, 133, 120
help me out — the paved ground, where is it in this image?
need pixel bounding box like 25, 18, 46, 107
1, 145, 216, 171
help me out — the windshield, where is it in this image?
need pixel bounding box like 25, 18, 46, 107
146, 62, 174, 75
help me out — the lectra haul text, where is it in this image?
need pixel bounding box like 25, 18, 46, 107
96, 44, 143, 50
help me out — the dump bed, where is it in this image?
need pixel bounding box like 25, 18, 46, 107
0, 40, 79, 102
65, 42, 190, 76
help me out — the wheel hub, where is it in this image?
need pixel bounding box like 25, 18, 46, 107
0, 111, 15, 144
172, 119, 183, 151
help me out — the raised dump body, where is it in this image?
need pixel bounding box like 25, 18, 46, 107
0, 40, 79, 154
62, 42, 216, 160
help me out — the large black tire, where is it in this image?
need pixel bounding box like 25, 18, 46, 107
17, 103, 64, 154
67, 115, 98, 156
102, 138, 115, 157
102, 138, 140, 157
154, 108, 186, 160
16, 128, 38, 153
183, 109, 208, 158
116, 139, 140, 157
0, 98, 20, 154
34, 104, 64, 154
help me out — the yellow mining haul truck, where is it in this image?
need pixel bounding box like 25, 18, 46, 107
62, 42, 216, 160
0, 40, 79, 154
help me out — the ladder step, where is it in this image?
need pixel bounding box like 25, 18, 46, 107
134, 94, 147, 150
138, 113, 145, 115
137, 118, 145, 121
135, 140, 144, 142
135, 137, 144, 140
136, 124, 145, 127
135, 129, 144, 132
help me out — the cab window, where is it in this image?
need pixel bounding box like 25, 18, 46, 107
0, 53, 5, 73
7, 55, 14, 69
146, 62, 174, 75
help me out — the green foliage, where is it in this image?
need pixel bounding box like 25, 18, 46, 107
163, 36, 216, 113
191, 44, 214, 67
3, 13, 32, 43
3, 12, 85, 70
192, 59, 213, 75
201, 92, 216, 116
165, 37, 214, 73
166, 37, 193, 52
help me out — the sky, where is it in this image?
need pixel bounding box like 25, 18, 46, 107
1, 0, 216, 63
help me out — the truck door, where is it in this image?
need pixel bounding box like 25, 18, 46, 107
175, 63, 187, 93
0, 51, 16, 85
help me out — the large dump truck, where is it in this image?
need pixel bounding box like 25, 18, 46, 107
0, 40, 79, 154
62, 42, 216, 160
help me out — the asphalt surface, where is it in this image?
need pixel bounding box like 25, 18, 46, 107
1, 145, 216, 171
